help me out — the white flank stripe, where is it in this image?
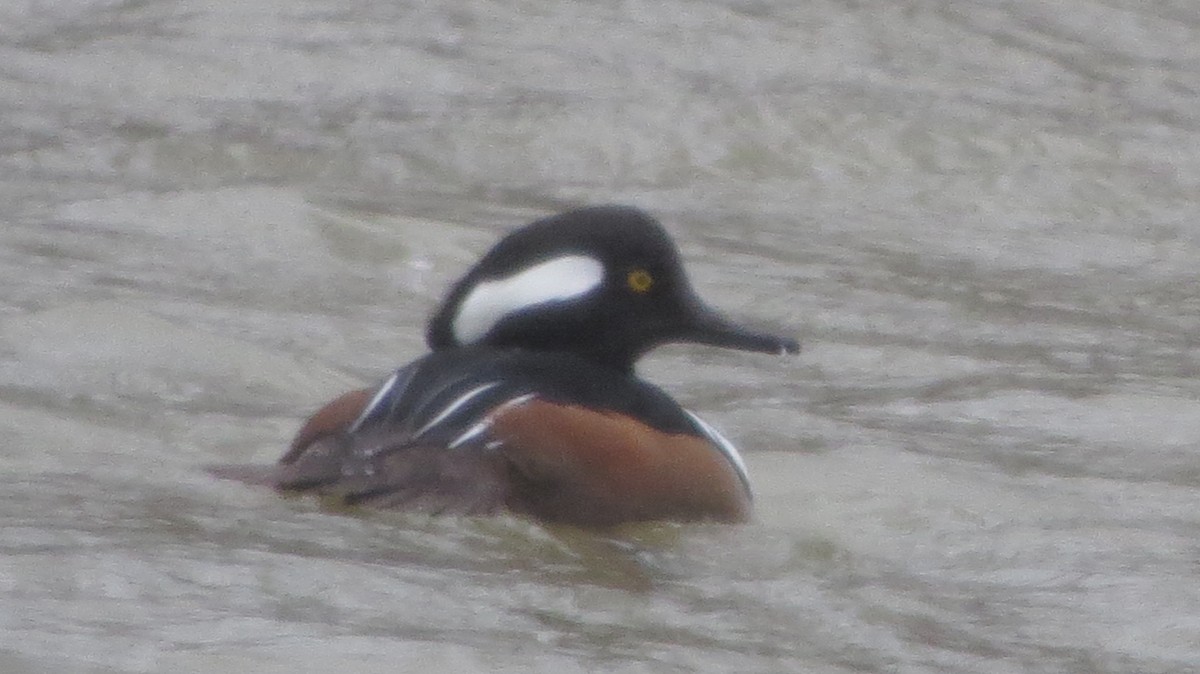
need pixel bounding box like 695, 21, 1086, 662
684, 410, 751, 494
412, 381, 501, 440
452, 255, 604, 345
445, 419, 491, 450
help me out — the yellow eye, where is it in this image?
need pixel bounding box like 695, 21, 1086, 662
626, 268, 654, 294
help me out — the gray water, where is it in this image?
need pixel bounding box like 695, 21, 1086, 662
2, 1, 1199, 672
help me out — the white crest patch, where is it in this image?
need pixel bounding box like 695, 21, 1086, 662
452, 255, 605, 345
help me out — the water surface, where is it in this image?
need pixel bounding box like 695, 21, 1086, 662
1, 1, 1198, 672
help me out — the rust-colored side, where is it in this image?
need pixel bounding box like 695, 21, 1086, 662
208, 387, 373, 489
281, 388, 372, 463
267, 387, 514, 515
491, 399, 752, 526
219, 389, 751, 527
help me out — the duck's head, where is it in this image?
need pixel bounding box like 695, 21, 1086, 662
425, 205, 799, 371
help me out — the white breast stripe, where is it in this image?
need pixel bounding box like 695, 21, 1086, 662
412, 381, 502, 440
453, 255, 604, 345
684, 410, 751, 495
349, 370, 402, 433
447, 393, 537, 449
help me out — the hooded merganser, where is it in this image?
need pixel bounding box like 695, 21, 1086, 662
212, 206, 798, 526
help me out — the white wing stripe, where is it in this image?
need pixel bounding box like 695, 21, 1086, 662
413, 381, 502, 440
349, 370, 402, 433
447, 393, 537, 449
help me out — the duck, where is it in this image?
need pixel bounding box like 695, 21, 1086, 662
211, 205, 798, 526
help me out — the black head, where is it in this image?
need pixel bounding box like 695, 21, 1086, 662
426, 205, 798, 371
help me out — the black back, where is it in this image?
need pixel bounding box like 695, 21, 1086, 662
352, 347, 702, 448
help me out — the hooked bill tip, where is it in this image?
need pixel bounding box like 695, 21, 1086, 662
685, 313, 800, 357
778, 336, 801, 355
